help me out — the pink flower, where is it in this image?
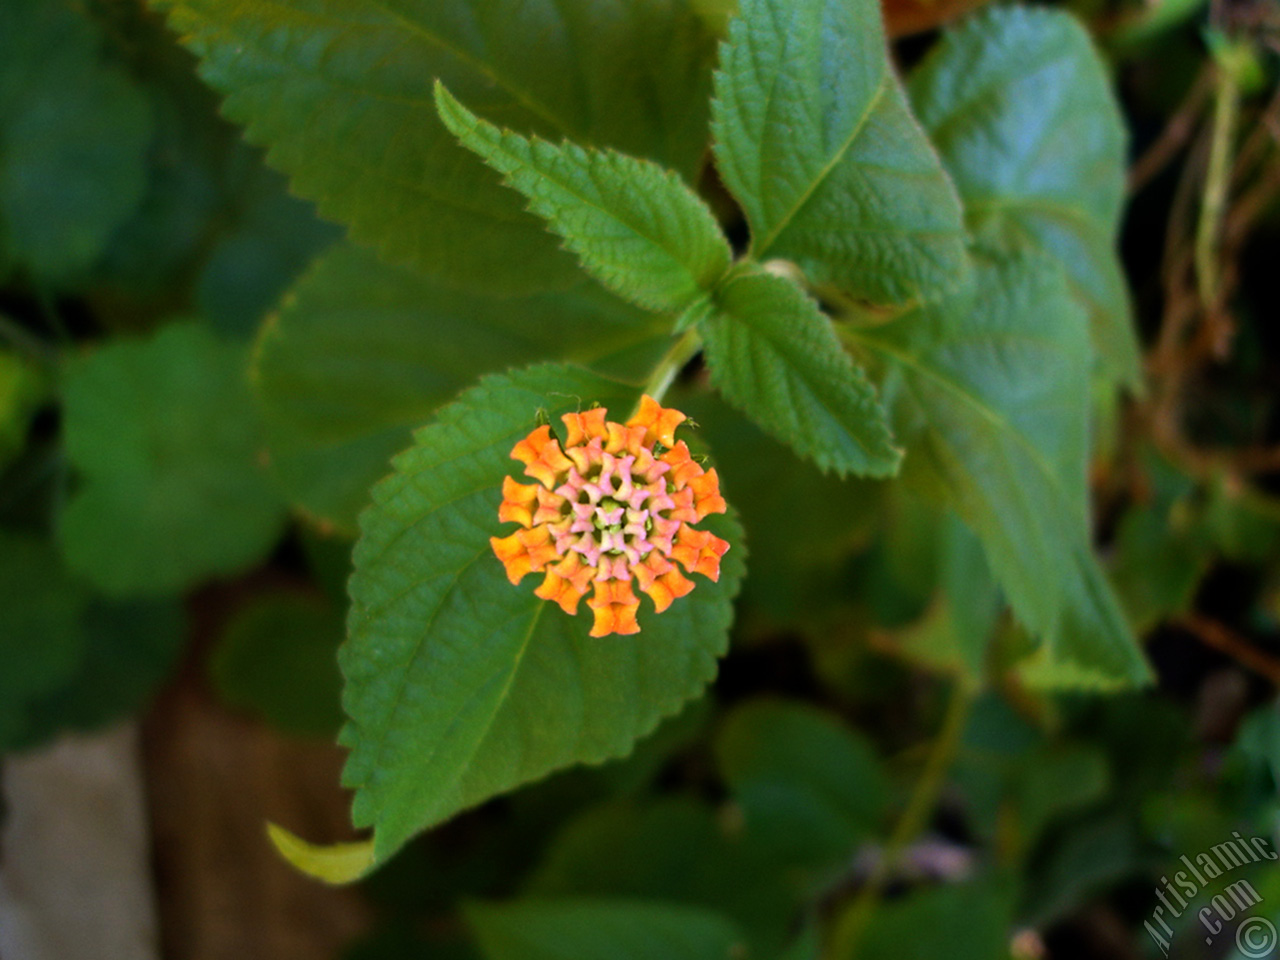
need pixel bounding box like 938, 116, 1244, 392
491, 396, 729, 637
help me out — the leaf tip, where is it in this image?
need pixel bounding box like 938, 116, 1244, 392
431, 79, 468, 136
266, 821, 376, 885
874, 443, 908, 479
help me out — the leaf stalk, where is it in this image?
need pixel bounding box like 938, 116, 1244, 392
824, 682, 975, 959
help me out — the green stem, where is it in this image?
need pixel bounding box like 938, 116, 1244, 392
824, 683, 975, 960
636, 328, 703, 410
1196, 61, 1239, 310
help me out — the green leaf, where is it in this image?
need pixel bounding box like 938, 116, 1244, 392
582, 699, 713, 797
466, 899, 745, 960
300, 528, 356, 605
527, 797, 792, 942
670, 389, 884, 622
59, 323, 286, 596
714, 698, 889, 876
268, 825, 377, 886
0, 532, 91, 744
908, 6, 1142, 387
528, 799, 717, 893
155, 0, 717, 295
673, 391, 883, 563
1109, 0, 1207, 48
0, 538, 180, 751
1233, 703, 1280, 796
894, 509, 1002, 685
1015, 746, 1110, 845
1109, 452, 1209, 634
197, 146, 341, 339
711, 0, 968, 305
848, 252, 1151, 688
436, 85, 732, 315
701, 266, 901, 477
84, 6, 234, 303
956, 700, 1110, 859
860, 491, 951, 629
857, 879, 1015, 960
210, 591, 345, 737
691, 0, 738, 35
252, 243, 669, 532
341, 364, 745, 865
11, 598, 185, 750
1022, 814, 1140, 925
0, 348, 47, 470
1202, 476, 1280, 564
780, 926, 822, 960
0, 0, 153, 282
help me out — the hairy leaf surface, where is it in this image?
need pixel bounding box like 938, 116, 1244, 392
701, 266, 901, 477
435, 84, 732, 313
437, 85, 732, 315
342, 364, 744, 863
909, 7, 1141, 386
156, 0, 717, 294
252, 244, 669, 531
712, 0, 968, 304
849, 253, 1150, 687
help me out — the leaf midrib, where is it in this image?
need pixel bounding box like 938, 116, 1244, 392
846, 325, 1079, 521
403, 599, 546, 829
752, 73, 890, 258
966, 195, 1110, 236
747, 323, 884, 466
349, 534, 544, 808
187, 0, 588, 144
345, 0, 588, 142
451, 106, 717, 305
348, 381, 632, 809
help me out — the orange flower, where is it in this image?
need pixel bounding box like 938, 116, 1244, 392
490, 395, 730, 636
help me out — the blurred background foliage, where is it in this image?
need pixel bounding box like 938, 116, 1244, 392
0, 0, 1278, 958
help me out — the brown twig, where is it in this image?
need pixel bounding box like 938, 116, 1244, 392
1230, 84, 1280, 186
1179, 613, 1280, 686
1230, 446, 1280, 474
1130, 67, 1213, 195
1144, 123, 1209, 459
1141, 66, 1280, 478
1225, 156, 1280, 246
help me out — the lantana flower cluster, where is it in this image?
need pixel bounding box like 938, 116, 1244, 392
491, 396, 729, 637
